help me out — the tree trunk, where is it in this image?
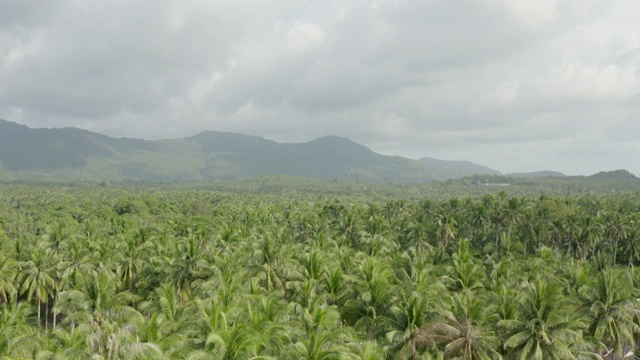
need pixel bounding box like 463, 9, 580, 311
411, 335, 417, 360
37, 297, 41, 337
538, 235, 542, 249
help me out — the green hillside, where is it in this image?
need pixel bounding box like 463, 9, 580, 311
418, 156, 500, 176
0, 120, 495, 183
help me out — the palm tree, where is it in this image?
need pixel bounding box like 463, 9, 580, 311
290, 305, 354, 360
429, 293, 502, 360
436, 211, 458, 250
117, 234, 145, 291
532, 201, 554, 250
0, 253, 17, 303
605, 213, 630, 265
620, 224, 640, 267
242, 294, 290, 358
404, 213, 434, 253
580, 269, 640, 358
252, 231, 297, 297
579, 214, 604, 260
443, 238, 485, 293
343, 256, 394, 340
322, 265, 349, 309
54, 268, 141, 330
468, 203, 491, 244
165, 234, 206, 302
0, 301, 42, 358
186, 324, 267, 360
183, 296, 269, 360
300, 250, 327, 282
386, 290, 441, 360
19, 245, 57, 331
562, 213, 583, 259
517, 213, 537, 257
137, 284, 188, 356
347, 341, 386, 360
79, 320, 163, 359
502, 197, 526, 241
499, 279, 589, 360
36, 328, 91, 360
45, 221, 68, 255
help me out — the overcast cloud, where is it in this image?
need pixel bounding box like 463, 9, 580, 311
1, 0, 639, 175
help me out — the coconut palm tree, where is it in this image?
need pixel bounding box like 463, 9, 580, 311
19, 244, 57, 331
346, 341, 386, 360
499, 279, 589, 360
252, 231, 297, 296
0, 301, 42, 358
0, 253, 17, 303
54, 268, 141, 330
404, 213, 434, 253
443, 238, 485, 293
580, 269, 640, 358
429, 293, 502, 360
579, 214, 604, 260
620, 223, 640, 267
165, 234, 207, 302
436, 211, 458, 250
605, 213, 630, 265
343, 256, 394, 340
116, 234, 145, 292
183, 296, 269, 360
290, 305, 354, 360
386, 290, 442, 360
36, 327, 91, 360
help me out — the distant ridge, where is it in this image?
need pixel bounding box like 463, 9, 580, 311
505, 170, 566, 178
589, 169, 637, 180
418, 157, 500, 176
0, 119, 495, 183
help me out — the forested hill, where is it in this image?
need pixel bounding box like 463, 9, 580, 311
0, 119, 499, 183
418, 157, 499, 176
505, 170, 567, 178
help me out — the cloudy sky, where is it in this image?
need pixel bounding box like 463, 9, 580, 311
1, 0, 639, 175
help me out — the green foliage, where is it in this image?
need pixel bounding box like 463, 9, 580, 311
0, 183, 639, 359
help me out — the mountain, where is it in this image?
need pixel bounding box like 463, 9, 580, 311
505, 170, 566, 178
589, 169, 638, 180
418, 157, 500, 176
0, 120, 493, 183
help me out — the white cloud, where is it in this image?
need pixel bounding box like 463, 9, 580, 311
503, 0, 560, 31
0, 0, 639, 175
286, 22, 325, 54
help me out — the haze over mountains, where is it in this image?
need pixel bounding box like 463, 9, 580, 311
0, 119, 632, 183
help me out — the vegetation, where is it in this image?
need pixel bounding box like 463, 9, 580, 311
1, 181, 640, 359
0, 119, 497, 183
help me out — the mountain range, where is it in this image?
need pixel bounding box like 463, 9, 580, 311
0, 119, 586, 183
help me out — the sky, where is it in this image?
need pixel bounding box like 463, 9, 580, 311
1, 0, 639, 175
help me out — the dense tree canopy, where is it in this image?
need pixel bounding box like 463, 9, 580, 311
1, 182, 640, 359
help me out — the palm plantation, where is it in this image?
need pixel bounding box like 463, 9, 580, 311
0, 183, 639, 359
